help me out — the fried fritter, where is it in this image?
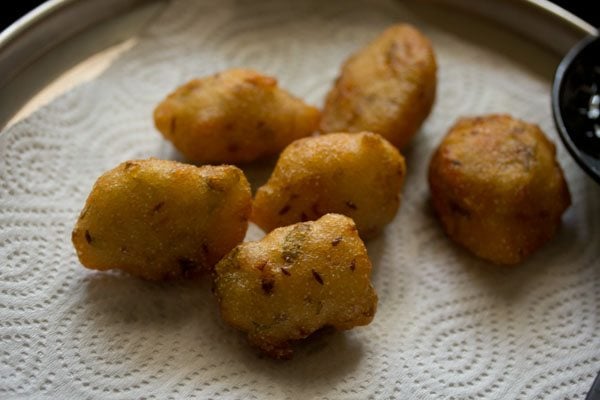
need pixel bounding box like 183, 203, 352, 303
153, 69, 320, 164
214, 213, 377, 359
251, 132, 406, 239
72, 159, 252, 280
428, 114, 571, 265
320, 24, 437, 149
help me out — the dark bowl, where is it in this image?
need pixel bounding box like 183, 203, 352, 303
552, 35, 600, 184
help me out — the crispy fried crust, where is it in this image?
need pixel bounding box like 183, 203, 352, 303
251, 132, 406, 239
214, 214, 378, 358
72, 159, 252, 280
154, 69, 320, 164
428, 114, 571, 265
320, 24, 437, 149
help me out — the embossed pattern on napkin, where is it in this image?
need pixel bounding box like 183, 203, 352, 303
0, 0, 599, 399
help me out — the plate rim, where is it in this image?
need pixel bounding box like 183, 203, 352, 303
0, 0, 597, 130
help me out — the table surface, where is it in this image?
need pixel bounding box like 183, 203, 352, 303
0, 0, 599, 32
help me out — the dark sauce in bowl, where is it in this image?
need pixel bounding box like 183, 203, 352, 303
553, 35, 600, 183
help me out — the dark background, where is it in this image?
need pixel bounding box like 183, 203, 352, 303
0, 0, 599, 31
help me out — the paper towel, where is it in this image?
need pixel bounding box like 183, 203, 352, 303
1, 0, 599, 398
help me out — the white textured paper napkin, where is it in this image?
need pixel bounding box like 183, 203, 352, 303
1, 0, 599, 398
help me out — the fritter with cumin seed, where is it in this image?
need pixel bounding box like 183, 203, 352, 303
72, 159, 251, 280
214, 214, 378, 359
320, 24, 437, 149
428, 114, 571, 265
154, 69, 320, 164
252, 132, 406, 239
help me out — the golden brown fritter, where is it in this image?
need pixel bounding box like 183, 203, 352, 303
320, 24, 437, 149
428, 114, 571, 265
252, 132, 406, 239
72, 159, 252, 280
214, 214, 377, 359
153, 69, 320, 164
